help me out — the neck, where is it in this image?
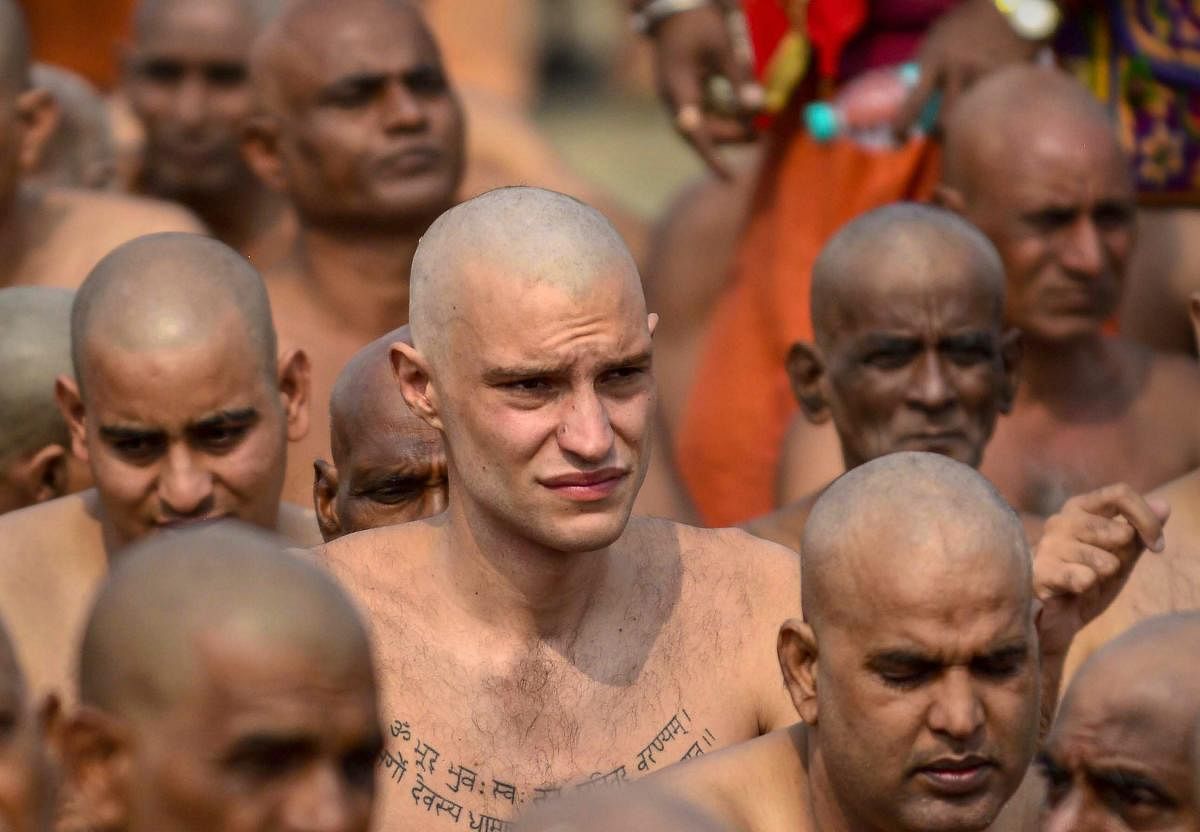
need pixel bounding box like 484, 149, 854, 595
806, 735, 879, 832
183, 177, 287, 254
1016, 331, 1123, 404
292, 221, 421, 338
435, 495, 613, 647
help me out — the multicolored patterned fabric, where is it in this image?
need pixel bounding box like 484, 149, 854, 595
1059, 1, 1200, 203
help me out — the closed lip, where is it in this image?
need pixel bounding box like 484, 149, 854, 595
374, 146, 442, 174
540, 469, 629, 488
904, 430, 967, 442
913, 755, 996, 795
156, 514, 229, 529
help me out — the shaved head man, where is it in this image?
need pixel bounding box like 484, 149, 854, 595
314, 326, 447, 541
747, 204, 1021, 550
0, 615, 57, 832
1040, 613, 1200, 832
122, 0, 296, 268
0, 232, 318, 699
0, 287, 91, 515
0, 0, 205, 290
650, 452, 1158, 832
935, 66, 1200, 515
61, 523, 381, 832
317, 187, 803, 829
243, 0, 465, 506
28, 64, 115, 191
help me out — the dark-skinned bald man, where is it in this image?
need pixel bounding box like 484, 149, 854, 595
0, 287, 92, 515
121, 0, 297, 269
0, 613, 58, 832
746, 203, 1026, 549
59, 523, 382, 832
0, 232, 318, 700
0, 0, 206, 290
648, 452, 1162, 832
1040, 613, 1200, 832
314, 325, 447, 542
240, 0, 464, 508
932, 66, 1200, 516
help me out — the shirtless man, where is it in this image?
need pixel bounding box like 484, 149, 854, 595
241, 0, 464, 507
0, 287, 92, 515
0, 614, 58, 832
59, 523, 382, 832
935, 66, 1200, 516
1040, 613, 1200, 831
746, 204, 1021, 550
0, 232, 318, 699
314, 326, 447, 542
648, 452, 1164, 832
318, 187, 803, 830
121, 0, 296, 269
0, 0, 205, 290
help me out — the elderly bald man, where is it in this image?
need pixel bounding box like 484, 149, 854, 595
0, 287, 91, 515
121, 0, 296, 268
314, 326, 447, 541
747, 204, 1025, 549
59, 523, 381, 832
0, 613, 58, 832
648, 452, 1162, 832
1040, 613, 1200, 831
0, 233, 317, 700
0, 0, 205, 291
928, 66, 1200, 516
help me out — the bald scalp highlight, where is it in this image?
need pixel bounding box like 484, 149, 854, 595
811, 202, 1005, 351
800, 452, 1029, 629
0, 288, 74, 465
409, 186, 639, 368
942, 65, 1121, 199
70, 232, 278, 395
0, 0, 30, 92
78, 522, 372, 719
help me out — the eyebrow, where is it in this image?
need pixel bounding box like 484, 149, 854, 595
189, 407, 261, 432
481, 350, 653, 385
867, 639, 1029, 667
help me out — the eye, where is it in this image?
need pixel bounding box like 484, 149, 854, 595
325, 79, 384, 108
505, 378, 553, 394
1026, 207, 1077, 233
1093, 203, 1134, 231
342, 738, 383, 790
192, 423, 253, 453
363, 478, 426, 505
109, 434, 167, 463
863, 349, 918, 371
203, 63, 247, 88
405, 67, 448, 96
874, 662, 938, 690
138, 59, 185, 85
225, 740, 309, 783
971, 650, 1026, 681
943, 343, 995, 367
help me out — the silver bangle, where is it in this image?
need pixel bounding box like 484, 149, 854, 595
631, 0, 715, 35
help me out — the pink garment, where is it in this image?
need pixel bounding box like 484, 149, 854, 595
840, 0, 964, 80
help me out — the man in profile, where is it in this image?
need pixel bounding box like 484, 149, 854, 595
314, 326, 447, 541
0, 0, 206, 290
121, 0, 295, 268
60, 523, 381, 832
0, 233, 317, 699
0, 287, 91, 515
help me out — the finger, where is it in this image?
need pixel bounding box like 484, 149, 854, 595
1069, 484, 1167, 552
714, 21, 762, 116
678, 107, 733, 179
1062, 514, 1136, 552
703, 115, 756, 143
662, 58, 734, 179
1037, 562, 1101, 600
892, 63, 940, 136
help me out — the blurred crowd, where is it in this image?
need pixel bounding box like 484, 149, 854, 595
0, 1, 1199, 831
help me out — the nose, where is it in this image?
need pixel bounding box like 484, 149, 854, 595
927, 667, 984, 742
282, 765, 361, 832
1058, 216, 1105, 279
171, 73, 208, 130
906, 351, 955, 413
381, 79, 428, 133
157, 443, 214, 517
557, 388, 615, 464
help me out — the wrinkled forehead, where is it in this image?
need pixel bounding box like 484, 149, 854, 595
339, 386, 442, 465
835, 266, 1001, 339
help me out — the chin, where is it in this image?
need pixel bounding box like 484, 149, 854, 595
528, 510, 632, 554
899, 794, 1005, 832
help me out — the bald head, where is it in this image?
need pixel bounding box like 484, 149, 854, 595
409, 187, 639, 365
30, 64, 115, 190
71, 233, 277, 392
79, 523, 371, 718
942, 66, 1121, 200
0, 287, 74, 465
811, 203, 1005, 351
801, 452, 1028, 629
133, 0, 279, 38
0, 0, 30, 92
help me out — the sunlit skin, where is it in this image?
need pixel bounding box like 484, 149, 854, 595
58, 317, 304, 551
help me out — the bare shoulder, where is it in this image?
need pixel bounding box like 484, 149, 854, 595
1142, 345, 1200, 402
277, 503, 323, 547
0, 491, 99, 565
315, 517, 440, 590
648, 725, 807, 832
741, 494, 817, 552
48, 187, 205, 237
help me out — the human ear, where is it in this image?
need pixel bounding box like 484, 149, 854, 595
277, 348, 311, 443
55, 375, 90, 464
6, 444, 72, 507
997, 328, 1022, 415
59, 706, 134, 832
786, 343, 832, 424
312, 460, 343, 543
16, 86, 60, 174
777, 618, 819, 724
392, 342, 443, 432
241, 115, 288, 192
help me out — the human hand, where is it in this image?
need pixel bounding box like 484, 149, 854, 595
1033, 483, 1169, 658
893, 0, 1042, 136
650, 4, 761, 178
